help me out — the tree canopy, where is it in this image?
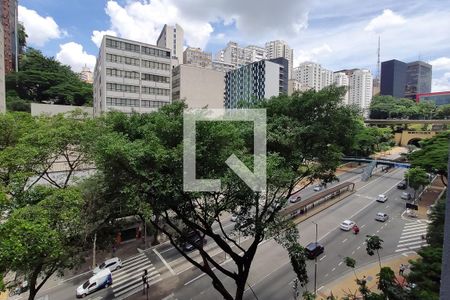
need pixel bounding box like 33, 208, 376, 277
369, 95, 438, 120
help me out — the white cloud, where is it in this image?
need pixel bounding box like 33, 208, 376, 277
295, 44, 333, 66
92, 0, 311, 49
91, 30, 117, 48
429, 57, 450, 71
364, 9, 406, 33
432, 72, 450, 92
56, 42, 96, 73
18, 5, 66, 47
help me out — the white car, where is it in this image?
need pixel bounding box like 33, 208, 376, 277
230, 214, 237, 222
77, 269, 112, 298
375, 212, 389, 222
93, 257, 122, 274
313, 185, 322, 192
401, 192, 412, 200
376, 194, 388, 203
340, 220, 356, 231
289, 196, 301, 203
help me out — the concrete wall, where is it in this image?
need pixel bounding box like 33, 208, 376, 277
177, 64, 225, 109
264, 61, 280, 99
31, 103, 94, 117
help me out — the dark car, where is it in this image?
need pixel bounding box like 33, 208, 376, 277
182, 232, 207, 251
397, 181, 407, 190
305, 242, 324, 259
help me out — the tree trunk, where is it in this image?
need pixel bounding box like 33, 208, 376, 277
152, 213, 160, 245
27, 267, 41, 300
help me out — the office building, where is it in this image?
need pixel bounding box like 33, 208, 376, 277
172, 64, 225, 109
288, 79, 309, 95
333, 72, 349, 105
183, 47, 212, 68
265, 40, 293, 79
225, 58, 288, 108
246, 45, 266, 62
380, 59, 407, 98
348, 69, 373, 115
93, 35, 171, 115
157, 24, 184, 65
1, 0, 17, 73
0, 23, 5, 112
416, 91, 450, 106
216, 41, 252, 67
79, 65, 93, 83
405, 61, 432, 99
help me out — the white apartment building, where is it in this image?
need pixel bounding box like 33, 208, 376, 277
211, 60, 235, 73
294, 62, 334, 91
348, 69, 373, 115
157, 24, 184, 65
265, 40, 294, 79
246, 45, 266, 62
287, 79, 309, 95
216, 42, 267, 68
93, 35, 171, 115
183, 47, 212, 68
333, 72, 349, 104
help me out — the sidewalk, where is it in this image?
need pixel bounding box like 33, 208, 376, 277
317, 252, 419, 299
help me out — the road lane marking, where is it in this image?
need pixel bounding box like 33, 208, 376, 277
325, 273, 329, 277
244, 261, 291, 293
357, 246, 361, 250
361, 224, 366, 229
376, 230, 380, 233
332, 267, 336, 272
402, 228, 427, 235
153, 249, 176, 275
404, 223, 428, 229
400, 231, 427, 239
342, 238, 348, 243
385, 205, 389, 208
352, 251, 355, 255
397, 240, 426, 247
338, 261, 343, 266
320, 255, 327, 261
399, 236, 423, 243
318, 286, 325, 291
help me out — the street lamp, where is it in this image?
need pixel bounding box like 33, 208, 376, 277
312, 221, 318, 297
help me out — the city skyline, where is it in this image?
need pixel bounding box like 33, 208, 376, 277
17, 0, 450, 92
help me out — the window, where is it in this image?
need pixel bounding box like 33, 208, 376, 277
141, 100, 169, 108
141, 73, 170, 83
141, 60, 170, 70
106, 97, 139, 107
141, 86, 170, 96
106, 83, 140, 93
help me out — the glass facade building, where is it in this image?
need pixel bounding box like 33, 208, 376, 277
416, 91, 450, 106
380, 59, 407, 98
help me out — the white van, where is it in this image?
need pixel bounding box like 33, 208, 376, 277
76, 269, 112, 298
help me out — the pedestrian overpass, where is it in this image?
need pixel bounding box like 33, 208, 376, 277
342, 156, 411, 181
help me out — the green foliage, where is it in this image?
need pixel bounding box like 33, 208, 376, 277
365, 235, 384, 270
404, 167, 430, 199
408, 131, 449, 185
427, 197, 446, 247
6, 96, 31, 112
5, 48, 93, 106
369, 95, 437, 119
435, 104, 450, 119
350, 124, 394, 156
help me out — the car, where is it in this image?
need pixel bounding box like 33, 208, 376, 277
76, 269, 112, 298
376, 194, 388, 203
289, 196, 301, 203
305, 242, 324, 259
93, 257, 122, 274
401, 192, 412, 200
397, 181, 407, 190
375, 212, 389, 222
313, 185, 322, 192
340, 220, 356, 231
182, 232, 207, 251
230, 214, 237, 222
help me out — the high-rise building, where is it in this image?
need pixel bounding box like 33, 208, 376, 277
348, 69, 373, 115
294, 62, 333, 91
265, 40, 293, 79
380, 59, 407, 98
216, 41, 252, 67
157, 24, 184, 65
211, 60, 235, 73
172, 64, 225, 109
93, 35, 172, 115
287, 79, 309, 96
183, 47, 212, 68
405, 61, 432, 99
225, 58, 288, 108
333, 72, 349, 105
0, 23, 5, 112
79, 65, 93, 83
1, 0, 18, 73
246, 45, 266, 62
321, 69, 334, 89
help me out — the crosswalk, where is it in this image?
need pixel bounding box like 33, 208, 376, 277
395, 221, 429, 253
111, 252, 161, 299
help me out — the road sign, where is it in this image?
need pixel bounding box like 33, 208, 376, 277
406, 203, 418, 210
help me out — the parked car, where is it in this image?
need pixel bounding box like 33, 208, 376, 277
77, 269, 112, 298
93, 257, 122, 274
397, 181, 407, 190
230, 214, 238, 222
313, 185, 322, 192
289, 196, 301, 203
376, 194, 388, 203
182, 232, 207, 251
340, 220, 356, 231
375, 212, 389, 222
305, 242, 324, 259
401, 192, 412, 200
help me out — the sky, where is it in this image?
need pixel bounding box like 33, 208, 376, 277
18, 0, 450, 91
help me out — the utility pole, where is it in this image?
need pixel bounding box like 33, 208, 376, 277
439, 138, 450, 299
312, 221, 318, 296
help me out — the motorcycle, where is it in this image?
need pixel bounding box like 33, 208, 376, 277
353, 225, 360, 235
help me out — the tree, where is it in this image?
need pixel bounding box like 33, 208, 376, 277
0, 188, 86, 300
365, 235, 384, 270
369, 96, 416, 119
18, 22, 27, 56
408, 131, 449, 186
435, 104, 450, 119
404, 167, 430, 200
92, 87, 360, 300
344, 257, 358, 280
